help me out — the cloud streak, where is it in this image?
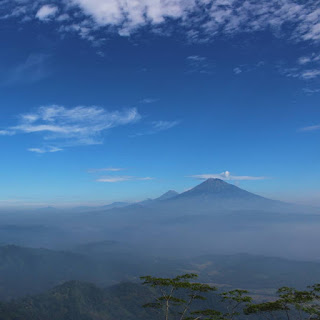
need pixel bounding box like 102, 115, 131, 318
28, 146, 63, 154
88, 167, 125, 173
1, 105, 141, 150
190, 171, 268, 181
140, 98, 158, 104
299, 124, 320, 132
4, 53, 51, 85
96, 175, 153, 182
0, 130, 15, 136
132, 120, 180, 137
186, 55, 213, 74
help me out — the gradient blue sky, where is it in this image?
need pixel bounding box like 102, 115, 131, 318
0, 0, 320, 207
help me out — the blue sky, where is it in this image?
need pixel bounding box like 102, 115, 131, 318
0, 0, 320, 207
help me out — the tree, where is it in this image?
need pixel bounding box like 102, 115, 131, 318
189, 289, 252, 320
245, 284, 320, 320
141, 273, 320, 320
140, 274, 217, 320
140, 274, 252, 320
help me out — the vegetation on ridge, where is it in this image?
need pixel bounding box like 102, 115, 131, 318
141, 273, 320, 320
0, 273, 319, 320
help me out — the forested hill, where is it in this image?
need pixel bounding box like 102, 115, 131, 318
0, 281, 159, 320
0, 280, 258, 320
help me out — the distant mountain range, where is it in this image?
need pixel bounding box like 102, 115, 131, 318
93, 178, 316, 217
32, 178, 318, 215
0, 179, 319, 260
142, 178, 285, 212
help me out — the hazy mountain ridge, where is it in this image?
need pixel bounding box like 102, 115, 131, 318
0, 179, 319, 260
1, 244, 320, 301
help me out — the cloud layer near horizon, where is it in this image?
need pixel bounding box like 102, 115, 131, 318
190, 171, 267, 181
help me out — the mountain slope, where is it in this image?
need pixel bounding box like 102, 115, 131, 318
178, 178, 264, 199
0, 281, 160, 320
153, 178, 301, 213
155, 190, 179, 201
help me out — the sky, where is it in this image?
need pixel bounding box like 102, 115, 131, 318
0, 0, 320, 207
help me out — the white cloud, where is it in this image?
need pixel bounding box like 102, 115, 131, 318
36, 5, 59, 21
2, 105, 141, 150
66, 0, 312, 41
69, 0, 192, 33
281, 66, 320, 81
300, 69, 320, 80
190, 171, 267, 181
4, 0, 320, 45
28, 146, 63, 153
299, 124, 320, 132
96, 175, 153, 182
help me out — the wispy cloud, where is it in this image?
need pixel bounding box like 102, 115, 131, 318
132, 120, 180, 137
233, 61, 265, 75
88, 167, 125, 173
301, 69, 320, 80
1, 105, 141, 150
280, 53, 320, 81
28, 146, 63, 154
281, 67, 320, 81
3, 53, 51, 85
303, 88, 320, 94
186, 55, 213, 74
190, 171, 268, 181
299, 124, 320, 132
140, 98, 158, 104
0, 130, 15, 136
152, 120, 180, 131
233, 67, 242, 75
88, 166, 153, 182
96, 175, 153, 183
298, 53, 320, 65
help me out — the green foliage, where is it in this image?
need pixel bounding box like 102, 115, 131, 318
245, 284, 320, 320
141, 274, 255, 320
0, 269, 319, 320
142, 273, 320, 320
141, 273, 217, 320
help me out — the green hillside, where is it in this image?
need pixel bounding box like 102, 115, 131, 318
0, 281, 160, 320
